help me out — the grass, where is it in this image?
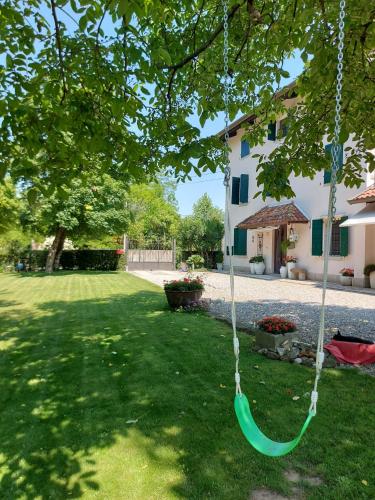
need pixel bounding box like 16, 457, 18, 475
0, 271, 374, 499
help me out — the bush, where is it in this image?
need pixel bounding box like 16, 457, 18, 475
60, 250, 120, 270
186, 254, 205, 269
164, 276, 204, 292
364, 264, 375, 276
15, 249, 123, 271
215, 250, 224, 264
252, 255, 264, 263
257, 316, 297, 335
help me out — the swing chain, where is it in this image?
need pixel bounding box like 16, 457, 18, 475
310, 0, 346, 416
222, 0, 231, 187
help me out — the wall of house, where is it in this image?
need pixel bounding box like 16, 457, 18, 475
365, 224, 375, 266
224, 123, 369, 284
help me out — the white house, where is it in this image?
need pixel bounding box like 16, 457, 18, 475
221, 90, 375, 287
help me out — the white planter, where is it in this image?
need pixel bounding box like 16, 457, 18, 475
216, 263, 223, 271
287, 261, 296, 279
340, 275, 352, 286
250, 263, 255, 274
280, 266, 287, 279
254, 262, 265, 275
369, 271, 375, 289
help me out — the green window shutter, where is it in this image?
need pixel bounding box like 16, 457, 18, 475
267, 122, 276, 141
234, 228, 247, 255
340, 216, 349, 256
231, 177, 240, 204
312, 219, 323, 256
324, 144, 332, 184
324, 143, 343, 184
226, 246, 229, 256
241, 139, 250, 157
239, 174, 249, 203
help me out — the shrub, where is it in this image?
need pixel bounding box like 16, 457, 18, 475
186, 254, 205, 269
215, 250, 224, 264
257, 316, 297, 335
252, 255, 264, 263
164, 276, 204, 292
340, 268, 354, 277
364, 264, 375, 276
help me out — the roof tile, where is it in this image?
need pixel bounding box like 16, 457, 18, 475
237, 202, 308, 229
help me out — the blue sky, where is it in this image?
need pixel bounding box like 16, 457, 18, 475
177, 54, 304, 215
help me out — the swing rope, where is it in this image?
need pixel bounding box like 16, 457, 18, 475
222, 0, 346, 456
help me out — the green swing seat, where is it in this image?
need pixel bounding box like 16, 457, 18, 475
234, 393, 314, 457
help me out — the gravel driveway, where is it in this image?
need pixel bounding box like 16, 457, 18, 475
131, 270, 375, 344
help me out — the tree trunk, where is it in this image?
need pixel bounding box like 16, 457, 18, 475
45, 227, 66, 273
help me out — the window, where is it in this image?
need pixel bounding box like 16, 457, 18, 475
279, 118, 289, 138
267, 122, 276, 141
330, 220, 341, 256
231, 177, 240, 204
324, 143, 344, 184
241, 139, 250, 158
232, 174, 249, 204
330, 217, 349, 256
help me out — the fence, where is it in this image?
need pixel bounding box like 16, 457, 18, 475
125, 237, 176, 271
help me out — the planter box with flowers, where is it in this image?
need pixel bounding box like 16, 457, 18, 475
255, 316, 298, 351
164, 276, 204, 309
339, 268, 354, 286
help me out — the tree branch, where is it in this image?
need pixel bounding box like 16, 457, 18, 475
162, 0, 247, 71
50, 0, 68, 103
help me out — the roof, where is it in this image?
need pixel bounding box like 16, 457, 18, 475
340, 203, 375, 227
348, 184, 375, 204
217, 81, 297, 139
237, 202, 309, 229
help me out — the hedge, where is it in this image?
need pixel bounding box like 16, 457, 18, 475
7, 250, 126, 272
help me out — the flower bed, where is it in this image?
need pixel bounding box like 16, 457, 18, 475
257, 316, 297, 334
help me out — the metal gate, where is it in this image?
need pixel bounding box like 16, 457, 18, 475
125, 237, 176, 271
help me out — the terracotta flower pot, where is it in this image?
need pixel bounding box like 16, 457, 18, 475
165, 289, 203, 308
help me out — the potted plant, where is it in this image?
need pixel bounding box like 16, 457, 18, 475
164, 276, 204, 309
216, 250, 224, 271
249, 256, 256, 274
186, 254, 205, 271
253, 255, 265, 275
280, 260, 287, 279
339, 268, 354, 286
255, 316, 298, 351
364, 264, 375, 289
285, 256, 297, 278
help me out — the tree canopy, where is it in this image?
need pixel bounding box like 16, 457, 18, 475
179, 194, 224, 256
126, 181, 180, 247
1, 0, 374, 200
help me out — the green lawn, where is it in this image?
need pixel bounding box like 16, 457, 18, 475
0, 272, 373, 499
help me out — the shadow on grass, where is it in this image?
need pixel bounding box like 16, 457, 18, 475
0, 276, 374, 499
11, 271, 120, 278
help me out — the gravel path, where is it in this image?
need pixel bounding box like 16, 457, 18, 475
132, 270, 375, 344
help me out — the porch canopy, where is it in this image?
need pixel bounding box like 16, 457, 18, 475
237, 202, 309, 229
340, 203, 375, 227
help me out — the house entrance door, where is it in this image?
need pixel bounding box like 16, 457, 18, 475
274, 224, 287, 273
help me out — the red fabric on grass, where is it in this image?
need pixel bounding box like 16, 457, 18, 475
324, 340, 375, 365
